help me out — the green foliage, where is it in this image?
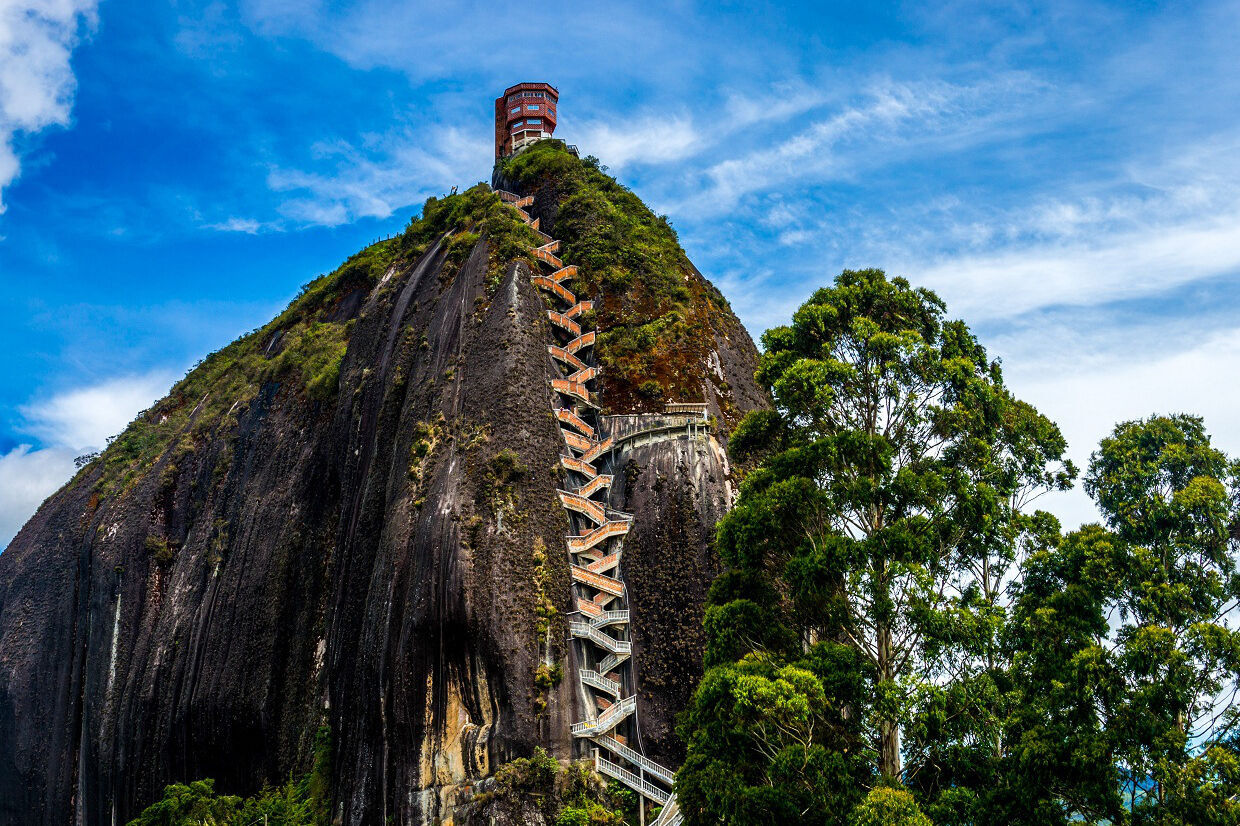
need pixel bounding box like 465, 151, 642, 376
126, 779, 241, 826
126, 777, 321, 826
271, 321, 352, 401
498, 140, 734, 409
534, 662, 563, 690
989, 418, 1240, 823
677, 649, 871, 825
475, 749, 623, 825
490, 448, 528, 484
407, 420, 442, 489
691, 272, 1240, 823
1082, 415, 1240, 822
849, 786, 933, 826
555, 801, 622, 826
701, 269, 1074, 783
127, 728, 330, 826
443, 229, 481, 273
145, 534, 175, 566
91, 182, 541, 502
91, 240, 396, 498
298, 726, 332, 826
398, 183, 539, 293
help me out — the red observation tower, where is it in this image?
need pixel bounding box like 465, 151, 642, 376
494, 82, 559, 158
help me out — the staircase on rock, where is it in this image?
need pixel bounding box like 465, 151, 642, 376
497, 188, 688, 826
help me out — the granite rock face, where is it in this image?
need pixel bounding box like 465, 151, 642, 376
0, 169, 766, 825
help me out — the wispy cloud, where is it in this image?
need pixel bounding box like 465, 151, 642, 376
0, 443, 78, 548
665, 75, 1047, 218
19, 372, 172, 449
909, 212, 1240, 322
0, 371, 171, 547
576, 114, 701, 171
203, 216, 280, 234
1004, 324, 1240, 531
0, 0, 99, 212
267, 126, 491, 227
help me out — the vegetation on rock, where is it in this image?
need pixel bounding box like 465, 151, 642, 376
82, 184, 534, 502
467, 748, 626, 825
126, 727, 331, 826
497, 141, 740, 414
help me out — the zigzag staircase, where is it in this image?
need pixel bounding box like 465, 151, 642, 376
496, 188, 684, 826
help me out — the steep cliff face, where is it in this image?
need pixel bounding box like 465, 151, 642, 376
0, 149, 764, 826
604, 430, 733, 766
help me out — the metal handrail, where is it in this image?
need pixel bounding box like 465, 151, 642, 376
571, 695, 636, 736
594, 753, 670, 805
651, 794, 683, 826
567, 521, 630, 553
598, 652, 630, 673
593, 734, 676, 786
579, 669, 621, 696
569, 621, 631, 654
590, 610, 629, 628
570, 565, 625, 596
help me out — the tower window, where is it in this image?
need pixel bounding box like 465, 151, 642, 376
527, 118, 541, 125
526, 104, 539, 111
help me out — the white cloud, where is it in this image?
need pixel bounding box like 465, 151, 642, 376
204, 216, 275, 234
0, 0, 98, 211
701, 127, 1240, 337
0, 372, 170, 548
723, 79, 830, 128
908, 210, 1240, 323
268, 126, 491, 227
1004, 326, 1240, 532
0, 444, 77, 547
666, 75, 1043, 219
576, 115, 701, 171
19, 372, 172, 449
239, 0, 686, 84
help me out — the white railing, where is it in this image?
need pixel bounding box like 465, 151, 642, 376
598, 652, 630, 673
594, 753, 670, 805
579, 669, 621, 696
539, 233, 683, 823
569, 622, 631, 654
571, 695, 637, 737
651, 794, 683, 826
561, 454, 598, 479
532, 275, 576, 304
590, 610, 629, 628
565, 331, 596, 353
556, 408, 595, 438
586, 551, 621, 574
559, 490, 607, 524
592, 735, 676, 786
567, 522, 630, 553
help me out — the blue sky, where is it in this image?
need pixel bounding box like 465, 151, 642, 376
3, 0, 1240, 545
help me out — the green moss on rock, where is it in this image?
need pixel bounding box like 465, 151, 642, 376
86, 185, 538, 500
497, 141, 735, 412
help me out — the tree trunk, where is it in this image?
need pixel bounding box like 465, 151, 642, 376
880, 719, 901, 780
877, 618, 902, 778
